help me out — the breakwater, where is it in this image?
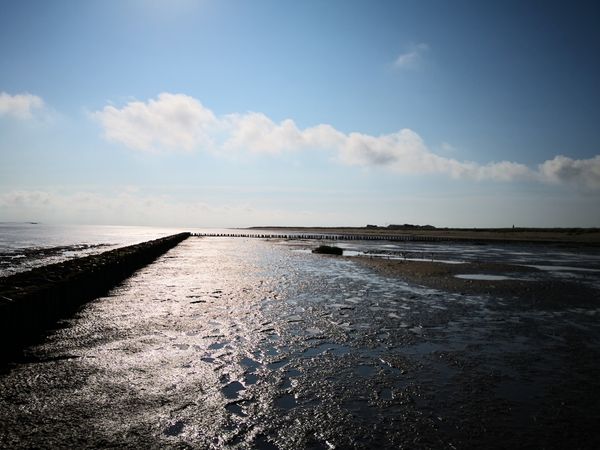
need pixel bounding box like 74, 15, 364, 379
193, 232, 447, 241
0, 232, 190, 362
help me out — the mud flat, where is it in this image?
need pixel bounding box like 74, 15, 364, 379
0, 243, 114, 277
0, 237, 599, 448
250, 226, 600, 244
356, 258, 599, 307
0, 232, 190, 362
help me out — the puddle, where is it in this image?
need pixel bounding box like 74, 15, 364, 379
164, 420, 185, 436
263, 346, 280, 356
495, 380, 544, 403
402, 342, 442, 355
344, 251, 465, 265
222, 381, 245, 399
244, 373, 259, 385
208, 342, 227, 350
240, 357, 261, 371
275, 393, 297, 410
354, 365, 377, 377
286, 368, 302, 378
267, 359, 288, 370
405, 258, 465, 264
343, 398, 372, 418
521, 265, 600, 273
455, 274, 519, 281
302, 343, 351, 358
254, 434, 280, 450
226, 399, 254, 417
225, 402, 247, 417
379, 388, 393, 400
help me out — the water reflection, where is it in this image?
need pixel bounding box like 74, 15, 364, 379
0, 237, 599, 448
455, 274, 521, 281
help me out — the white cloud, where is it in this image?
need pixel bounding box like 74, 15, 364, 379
93, 93, 600, 190
222, 113, 304, 155
304, 128, 533, 183
538, 155, 600, 190
394, 43, 429, 70
0, 92, 44, 119
93, 93, 217, 153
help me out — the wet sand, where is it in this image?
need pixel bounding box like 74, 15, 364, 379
251, 226, 600, 244
1, 237, 599, 448
356, 257, 599, 307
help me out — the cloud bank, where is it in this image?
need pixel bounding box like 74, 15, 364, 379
93, 93, 600, 190
0, 92, 44, 119
0, 189, 335, 228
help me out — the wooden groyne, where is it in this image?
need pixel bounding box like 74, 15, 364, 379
192, 232, 448, 242
0, 232, 190, 363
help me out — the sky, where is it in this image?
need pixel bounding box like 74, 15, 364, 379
1, 0, 599, 228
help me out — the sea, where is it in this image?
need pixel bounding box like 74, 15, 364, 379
0, 223, 200, 277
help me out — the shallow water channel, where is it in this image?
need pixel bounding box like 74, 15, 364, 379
1, 237, 599, 448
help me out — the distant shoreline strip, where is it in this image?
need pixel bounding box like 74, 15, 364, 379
192, 232, 447, 242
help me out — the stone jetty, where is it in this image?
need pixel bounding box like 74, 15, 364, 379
0, 233, 190, 362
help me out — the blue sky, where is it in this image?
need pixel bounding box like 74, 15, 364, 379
1, 0, 599, 227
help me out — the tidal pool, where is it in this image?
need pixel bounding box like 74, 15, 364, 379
455, 274, 519, 281
0, 237, 599, 448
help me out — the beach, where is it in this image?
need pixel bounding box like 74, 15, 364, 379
1, 233, 599, 448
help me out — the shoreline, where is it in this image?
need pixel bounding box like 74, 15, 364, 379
247, 226, 600, 245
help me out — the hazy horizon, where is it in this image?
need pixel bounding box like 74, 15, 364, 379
1, 1, 599, 228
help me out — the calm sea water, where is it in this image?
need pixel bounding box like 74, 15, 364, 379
0, 223, 202, 276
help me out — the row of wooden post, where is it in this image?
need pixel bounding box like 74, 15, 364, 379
192, 232, 446, 242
